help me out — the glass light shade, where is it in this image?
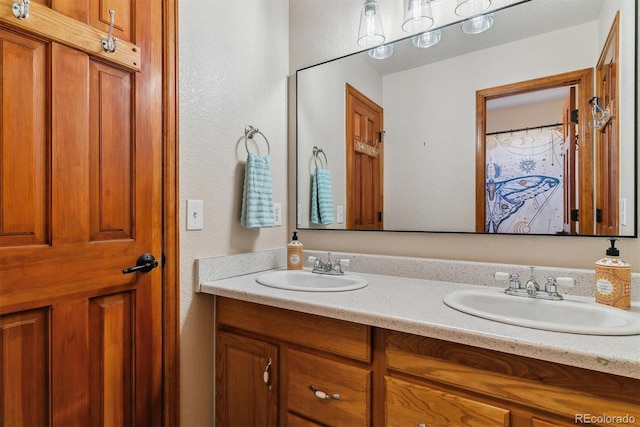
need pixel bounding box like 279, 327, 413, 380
357, 0, 385, 48
368, 44, 394, 59
461, 13, 494, 34
455, 0, 491, 17
411, 29, 441, 48
402, 0, 434, 34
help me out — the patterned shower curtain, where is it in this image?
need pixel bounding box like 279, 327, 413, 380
485, 126, 565, 234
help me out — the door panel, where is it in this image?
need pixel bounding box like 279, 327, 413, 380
0, 309, 50, 427
0, 29, 48, 247
0, 1, 163, 425
88, 61, 133, 241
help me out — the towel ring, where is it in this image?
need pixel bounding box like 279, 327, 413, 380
244, 125, 271, 155
313, 146, 328, 169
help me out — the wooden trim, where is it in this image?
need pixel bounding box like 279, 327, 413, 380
475, 69, 594, 234
595, 12, 620, 235
162, 0, 180, 424
0, 0, 141, 71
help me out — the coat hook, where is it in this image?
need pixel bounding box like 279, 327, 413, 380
12, 0, 30, 20
101, 9, 118, 53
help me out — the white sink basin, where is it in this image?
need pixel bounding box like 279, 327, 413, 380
256, 270, 368, 292
443, 288, 640, 335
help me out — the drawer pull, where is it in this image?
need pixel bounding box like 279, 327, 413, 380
309, 385, 340, 400
263, 358, 272, 390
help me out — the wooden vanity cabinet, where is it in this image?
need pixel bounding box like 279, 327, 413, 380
216, 298, 640, 426
383, 330, 640, 427
215, 297, 372, 426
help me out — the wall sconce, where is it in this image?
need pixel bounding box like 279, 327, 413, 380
357, 0, 385, 48
402, 0, 434, 34
461, 13, 495, 34
588, 97, 610, 128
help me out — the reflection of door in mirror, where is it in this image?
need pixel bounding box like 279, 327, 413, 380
595, 12, 620, 235
475, 69, 594, 235
345, 84, 384, 230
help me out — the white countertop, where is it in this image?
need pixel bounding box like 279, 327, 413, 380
200, 268, 640, 379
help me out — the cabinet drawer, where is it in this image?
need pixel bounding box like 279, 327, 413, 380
217, 297, 370, 362
386, 376, 510, 427
288, 348, 370, 426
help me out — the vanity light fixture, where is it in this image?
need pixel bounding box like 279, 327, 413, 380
455, 0, 491, 17
411, 29, 442, 48
368, 43, 395, 59
402, 0, 435, 34
357, 0, 386, 48
461, 13, 495, 34
588, 96, 610, 129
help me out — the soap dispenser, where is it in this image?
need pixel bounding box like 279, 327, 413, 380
595, 239, 631, 309
287, 231, 304, 270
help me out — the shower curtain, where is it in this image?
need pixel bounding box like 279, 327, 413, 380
485, 126, 565, 234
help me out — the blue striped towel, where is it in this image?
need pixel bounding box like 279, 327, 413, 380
241, 153, 274, 228
311, 167, 334, 225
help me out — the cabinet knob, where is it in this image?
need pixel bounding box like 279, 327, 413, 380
263, 358, 272, 390
309, 385, 340, 400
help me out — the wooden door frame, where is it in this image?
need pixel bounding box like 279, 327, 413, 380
475, 68, 594, 235
162, 0, 180, 424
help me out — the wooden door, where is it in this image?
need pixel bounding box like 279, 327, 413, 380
595, 13, 620, 235
346, 84, 384, 230
0, 1, 164, 425
562, 86, 577, 235
216, 332, 278, 427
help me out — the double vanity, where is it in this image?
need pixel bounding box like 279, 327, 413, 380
199, 250, 640, 426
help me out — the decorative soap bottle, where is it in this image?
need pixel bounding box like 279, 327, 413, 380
287, 231, 303, 270
595, 239, 631, 309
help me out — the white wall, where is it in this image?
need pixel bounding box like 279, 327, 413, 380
179, 0, 289, 425
289, 0, 639, 270
383, 22, 596, 231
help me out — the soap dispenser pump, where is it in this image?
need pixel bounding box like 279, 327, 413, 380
595, 239, 631, 309
287, 231, 304, 270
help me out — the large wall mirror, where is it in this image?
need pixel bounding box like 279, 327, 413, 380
296, 0, 637, 236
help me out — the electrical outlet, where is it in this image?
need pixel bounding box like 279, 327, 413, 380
273, 203, 282, 226
186, 199, 204, 230
337, 205, 344, 223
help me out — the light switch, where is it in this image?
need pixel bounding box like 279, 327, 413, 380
186, 199, 204, 230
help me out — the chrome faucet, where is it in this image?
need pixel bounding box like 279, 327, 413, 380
495, 267, 574, 301
525, 266, 540, 296
308, 253, 350, 275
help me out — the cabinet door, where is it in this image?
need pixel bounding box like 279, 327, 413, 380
386, 376, 510, 427
216, 332, 278, 427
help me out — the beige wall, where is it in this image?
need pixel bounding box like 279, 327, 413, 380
288, 0, 639, 270
179, 0, 289, 425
